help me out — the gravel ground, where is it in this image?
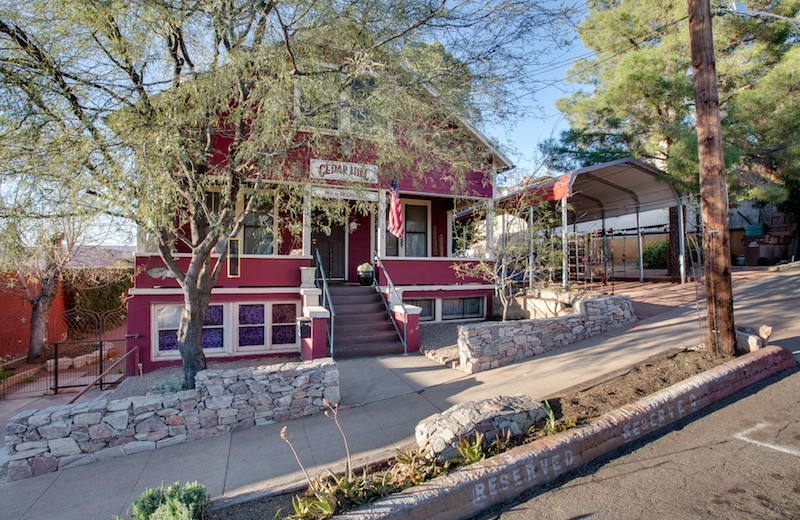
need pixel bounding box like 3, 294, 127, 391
107, 355, 300, 400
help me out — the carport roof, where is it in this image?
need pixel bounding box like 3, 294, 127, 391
500, 158, 682, 224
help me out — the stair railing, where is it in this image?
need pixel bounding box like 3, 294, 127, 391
315, 248, 336, 358
373, 257, 408, 355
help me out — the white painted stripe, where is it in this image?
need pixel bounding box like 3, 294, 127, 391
733, 422, 800, 457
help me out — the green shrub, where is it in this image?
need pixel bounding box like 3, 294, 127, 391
150, 376, 187, 394
639, 239, 669, 269
150, 498, 192, 520
128, 481, 209, 520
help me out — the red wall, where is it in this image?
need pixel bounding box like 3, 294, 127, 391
0, 275, 67, 357
134, 256, 312, 289
347, 212, 373, 280
378, 259, 490, 286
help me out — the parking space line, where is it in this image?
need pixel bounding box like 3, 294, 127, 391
733, 422, 800, 457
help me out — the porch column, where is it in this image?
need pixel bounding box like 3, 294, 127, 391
446, 209, 454, 257
486, 199, 495, 260
377, 189, 387, 257
302, 185, 312, 256
301, 306, 330, 361
636, 206, 644, 282
678, 197, 687, 284
561, 197, 568, 290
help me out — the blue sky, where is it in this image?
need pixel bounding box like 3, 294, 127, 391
483, 39, 590, 177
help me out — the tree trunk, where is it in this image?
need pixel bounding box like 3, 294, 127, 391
177, 291, 209, 389
27, 276, 59, 363
687, 0, 735, 356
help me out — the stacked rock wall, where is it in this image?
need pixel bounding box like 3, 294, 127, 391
3, 359, 339, 481
458, 296, 636, 374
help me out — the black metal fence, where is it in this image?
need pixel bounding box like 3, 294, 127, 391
1, 303, 129, 399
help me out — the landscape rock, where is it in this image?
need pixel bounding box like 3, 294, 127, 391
416, 395, 547, 462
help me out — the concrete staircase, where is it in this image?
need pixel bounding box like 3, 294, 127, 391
329, 285, 405, 358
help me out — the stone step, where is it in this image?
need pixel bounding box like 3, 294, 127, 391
333, 341, 405, 358
335, 329, 401, 346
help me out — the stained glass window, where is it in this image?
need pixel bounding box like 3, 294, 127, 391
156, 304, 225, 353
271, 303, 297, 347
238, 304, 266, 348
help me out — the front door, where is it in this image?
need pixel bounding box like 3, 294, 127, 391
312, 221, 346, 280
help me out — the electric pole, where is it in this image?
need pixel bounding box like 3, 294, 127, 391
687, 0, 736, 355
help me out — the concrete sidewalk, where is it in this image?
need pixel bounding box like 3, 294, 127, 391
1, 267, 798, 520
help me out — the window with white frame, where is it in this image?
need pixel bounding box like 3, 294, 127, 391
271, 303, 299, 346
154, 304, 226, 357
236, 303, 267, 350
234, 302, 299, 352
441, 297, 484, 320
153, 301, 299, 358
243, 199, 274, 255
385, 201, 430, 257
406, 299, 434, 322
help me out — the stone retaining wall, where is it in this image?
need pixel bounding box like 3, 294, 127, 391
3, 359, 339, 482
458, 296, 636, 374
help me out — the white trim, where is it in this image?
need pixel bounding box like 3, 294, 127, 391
369, 211, 376, 262
392, 303, 421, 315
377, 256, 487, 262
304, 306, 330, 319
377, 189, 387, 257
391, 284, 494, 292
397, 189, 491, 201
303, 185, 312, 256
310, 186, 380, 202
130, 287, 303, 296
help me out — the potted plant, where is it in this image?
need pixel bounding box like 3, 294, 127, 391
357, 262, 374, 286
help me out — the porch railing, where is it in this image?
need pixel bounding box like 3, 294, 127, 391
374, 257, 408, 356
314, 248, 336, 357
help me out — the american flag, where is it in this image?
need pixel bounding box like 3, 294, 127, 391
387, 176, 404, 238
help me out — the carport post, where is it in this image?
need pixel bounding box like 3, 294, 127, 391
528, 207, 535, 290
562, 197, 568, 290
678, 197, 687, 284
636, 206, 644, 282
601, 212, 608, 281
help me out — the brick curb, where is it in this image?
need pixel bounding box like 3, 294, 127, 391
334, 346, 797, 520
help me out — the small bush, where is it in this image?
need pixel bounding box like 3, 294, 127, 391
126, 481, 209, 520
639, 239, 669, 269
150, 498, 192, 520
150, 376, 187, 394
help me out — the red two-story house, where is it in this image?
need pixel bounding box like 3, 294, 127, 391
126, 111, 511, 373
